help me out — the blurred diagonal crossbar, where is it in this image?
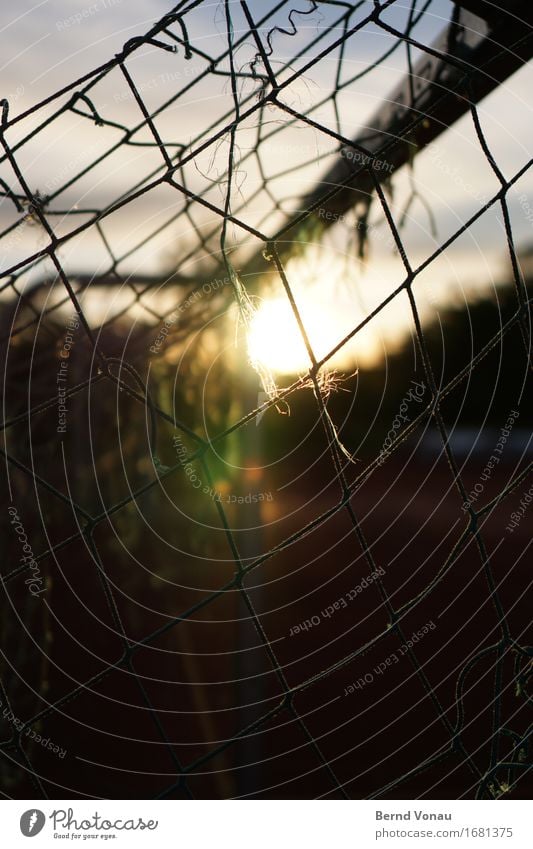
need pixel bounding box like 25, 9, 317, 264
247, 0, 533, 265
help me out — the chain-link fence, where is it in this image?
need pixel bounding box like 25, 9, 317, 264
1, 0, 532, 799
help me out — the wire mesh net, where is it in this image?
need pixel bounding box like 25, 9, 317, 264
1, 0, 532, 800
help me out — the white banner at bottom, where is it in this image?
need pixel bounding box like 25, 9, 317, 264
1, 799, 531, 848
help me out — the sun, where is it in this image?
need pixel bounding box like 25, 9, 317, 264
247, 297, 313, 374
245, 252, 383, 375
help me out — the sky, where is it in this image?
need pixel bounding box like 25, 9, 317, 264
1, 0, 532, 370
